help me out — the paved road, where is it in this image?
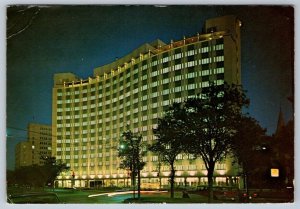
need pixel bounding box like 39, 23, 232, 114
89, 193, 133, 203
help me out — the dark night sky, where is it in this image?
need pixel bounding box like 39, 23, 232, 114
6, 5, 294, 170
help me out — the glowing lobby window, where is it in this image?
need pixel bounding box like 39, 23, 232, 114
189, 165, 197, 170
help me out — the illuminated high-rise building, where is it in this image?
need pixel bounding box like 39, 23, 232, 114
52, 15, 242, 188
15, 123, 52, 169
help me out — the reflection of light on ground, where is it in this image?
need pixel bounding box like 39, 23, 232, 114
88, 190, 168, 197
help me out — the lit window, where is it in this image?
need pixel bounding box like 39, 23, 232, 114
162, 57, 169, 63
187, 50, 195, 56
142, 65, 147, 70
175, 75, 181, 81
162, 67, 169, 74
200, 47, 209, 53
152, 60, 158, 66
151, 81, 158, 87
216, 80, 224, 85
174, 64, 181, 71
176, 154, 183, 160
187, 72, 195, 78
133, 88, 138, 94
202, 70, 210, 76
189, 165, 197, 170
163, 89, 169, 95
142, 84, 147, 91
174, 53, 182, 59
162, 78, 169, 84
175, 86, 181, 92
151, 71, 158, 77
163, 100, 169, 106
188, 84, 195, 90
152, 156, 158, 162
201, 81, 209, 88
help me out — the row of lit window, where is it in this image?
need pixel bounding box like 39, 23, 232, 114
57, 67, 225, 103
56, 77, 224, 111
56, 58, 224, 98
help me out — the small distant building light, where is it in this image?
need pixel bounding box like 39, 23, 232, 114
32, 145, 35, 149
271, 168, 279, 177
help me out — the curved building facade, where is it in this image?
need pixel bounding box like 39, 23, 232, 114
52, 15, 242, 188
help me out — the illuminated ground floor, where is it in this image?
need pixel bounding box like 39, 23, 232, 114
54, 175, 242, 189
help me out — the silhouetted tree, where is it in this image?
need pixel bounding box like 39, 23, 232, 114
230, 115, 266, 199
41, 156, 69, 187
183, 83, 249, 202
119, 130, 146, 199
271, 119, 294, 188
12, 157, 68, 189
150, 103, 188, 198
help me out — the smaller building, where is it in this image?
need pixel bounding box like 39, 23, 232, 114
15, 141, 32, 168
15, 123, 52, 169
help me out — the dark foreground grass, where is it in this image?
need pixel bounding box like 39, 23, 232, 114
123, 192, 217, 203
7, 187, 225, 204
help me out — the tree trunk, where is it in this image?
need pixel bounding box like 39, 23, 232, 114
170, 163, 175, 198
137, 169, 141, 199
131, 170, 135, 199
207, 163, 215, 203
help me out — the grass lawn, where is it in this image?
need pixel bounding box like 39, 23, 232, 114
123, 192, 219, 203
8, 187, 227, 204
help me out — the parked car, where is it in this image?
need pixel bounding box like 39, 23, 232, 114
7, 192, 61, 204
239, 190, 259, 202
